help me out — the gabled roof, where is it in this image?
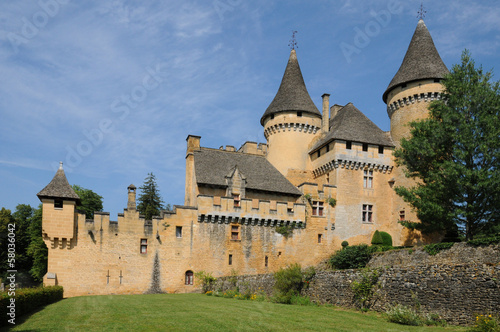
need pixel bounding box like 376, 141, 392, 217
37, 163, 81, 203
383, 19, 449, 103
194, 148, 302, 196
310, 103, 394, 153
261, 49, 321, 125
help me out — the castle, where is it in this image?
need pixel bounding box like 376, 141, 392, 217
37, 19, 449, 297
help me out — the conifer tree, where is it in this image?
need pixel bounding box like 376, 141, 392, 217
137, 172, 165, 220
394, 50, 500, 240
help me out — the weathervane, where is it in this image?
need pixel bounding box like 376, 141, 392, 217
288, 30, 298, 50
417, 2, 426, 20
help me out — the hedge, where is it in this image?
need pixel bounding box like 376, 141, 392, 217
1, 286, 63, 326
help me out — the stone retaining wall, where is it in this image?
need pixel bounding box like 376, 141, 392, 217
209, 244, 500, 325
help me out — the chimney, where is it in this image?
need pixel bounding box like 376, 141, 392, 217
321, 93, 330, 133
330, 104, 343, 120
185, 135, 201, 206
127, 184, 136, 210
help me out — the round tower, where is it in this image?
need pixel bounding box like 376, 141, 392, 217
383, 19, 449, 148
261, 49, 322, 176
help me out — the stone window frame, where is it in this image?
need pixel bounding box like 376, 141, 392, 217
363, 169, 374, 189
362, 204, 373, 223
140, 238, 147, 254
233, 194, 241, 208
399, 210, 406, 221
185, 270, 194, 285
231, 225, 240, 241
312, 200, 324, 217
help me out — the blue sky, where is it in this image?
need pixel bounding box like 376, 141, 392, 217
1, 0, 499, 218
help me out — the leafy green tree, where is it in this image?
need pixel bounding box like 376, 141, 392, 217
27, 205, 47, 282
0, 208, 15, 279
12, 204, 35, 280
72, 185, 103, 219
137, 173, 165, 220
394, 50, 500, 240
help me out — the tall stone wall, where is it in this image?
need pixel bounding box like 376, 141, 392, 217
209, 244, 500, 325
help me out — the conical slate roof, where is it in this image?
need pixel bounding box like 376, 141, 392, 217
310, 103, 394, 153
37, 162, 80, 203
261, 49, 321, 125
383, 19, 449, 103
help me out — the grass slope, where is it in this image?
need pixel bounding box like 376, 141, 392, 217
6, 293, 464, 331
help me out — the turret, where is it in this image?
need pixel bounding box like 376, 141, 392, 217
261, 49, 322, 176
383, 19, 449, 147
37, 162, 80, 244
127, 184, 137, 210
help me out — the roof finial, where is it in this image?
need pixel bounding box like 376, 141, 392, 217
59, 161, 63, 170
288, 30, 298, 50
417, 2, 426, 20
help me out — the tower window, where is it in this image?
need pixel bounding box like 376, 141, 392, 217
312, 201, 324, 216
362, 143, 368, 152
176, 226, 182, 238
265, 256, 268, 267
54, 199, 63, 209
363, 170, 373, 189
378, 146, 384, 154
271, 114, 274, 119
401, 83, 407, 88
362, 205, 373, 223
434, 79, 440, 83
297, 111, 302, 117
318, 234, 322, 243
229, 254, 233, 265
326, 144, 330, 152
317, 150, 321, 158
346, 141, 352, 150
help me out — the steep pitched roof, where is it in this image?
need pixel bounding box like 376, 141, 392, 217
310, 103, 394, 153
37, 163, 81, 203
260, 49, 321, 125
194, 149, 302, 196
383, 19, 449, 103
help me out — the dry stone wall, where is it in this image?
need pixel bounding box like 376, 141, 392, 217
209, 244, 500, 325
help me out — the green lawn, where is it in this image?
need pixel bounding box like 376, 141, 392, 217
6, 293, 465, 331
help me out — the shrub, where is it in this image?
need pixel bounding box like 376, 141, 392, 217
275, 225, 294, 238
328, 198, 337, 207
273, 264, 303, 304
467, 235, 500, 247
371, 231, 383, 245
386, 304, 424, 326
423, 242, 455, 255
194, 271, 216, 293
469, 314, 500, 332
379, 231, 393, 246
328, 244, 375, 270
351, 269, 379, 311
1, 286, 64, 326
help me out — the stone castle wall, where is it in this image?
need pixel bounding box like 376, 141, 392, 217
209, 244, 500, 325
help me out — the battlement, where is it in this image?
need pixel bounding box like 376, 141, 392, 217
197, 195, 306, 228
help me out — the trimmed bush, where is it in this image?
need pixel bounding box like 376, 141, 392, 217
341, 240, 349, 249
328, 244, 375, 270
423, 242, 455, 256
1, 286, 63, 326
371, 231, 383, 245
379, 231, 393, 246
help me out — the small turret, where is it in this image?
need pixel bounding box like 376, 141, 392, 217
37, 162, 80, 242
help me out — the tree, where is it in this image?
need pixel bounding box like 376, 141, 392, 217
137, 173, 165, 220
27, 205, 47, 282
0, 208, 15, 280
12, 204, 35, 280
394, 50, 500, 240
72, 185, 103, 219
